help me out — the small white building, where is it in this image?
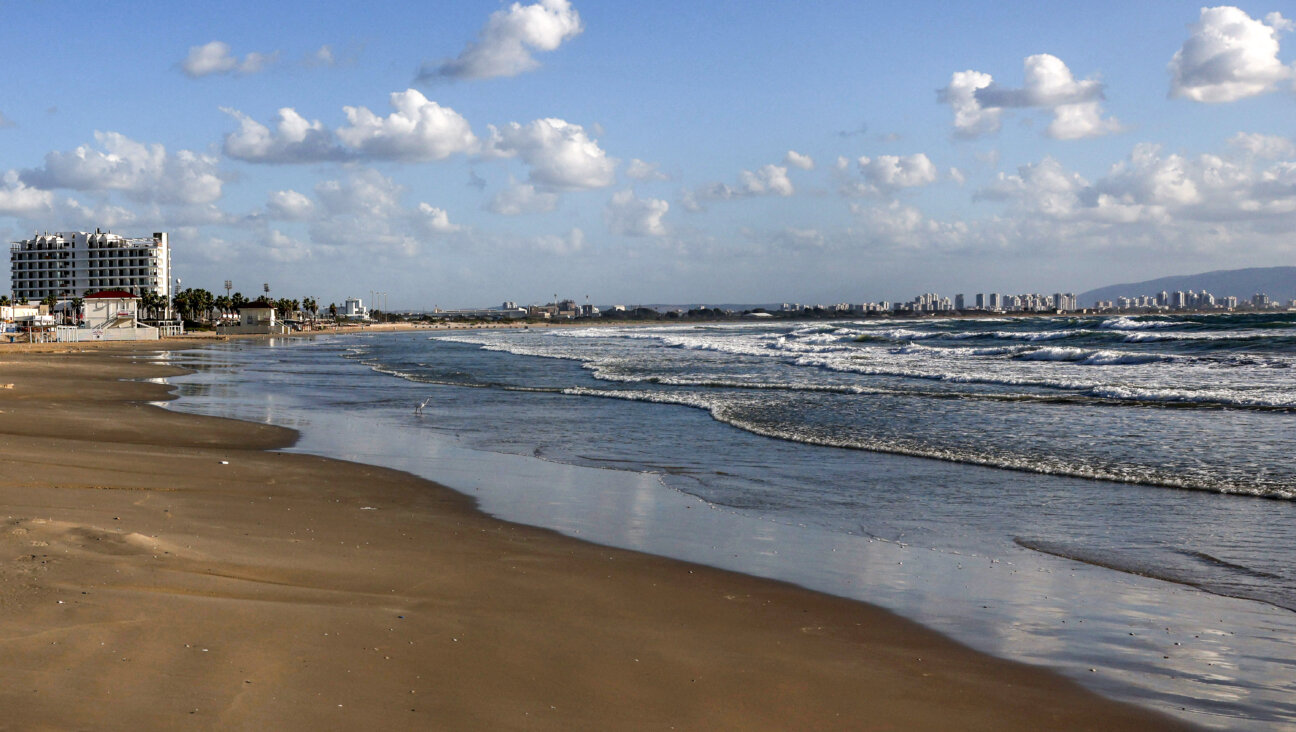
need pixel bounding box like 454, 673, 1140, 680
1, 302, 40, 330
82, 290, 140, 329
53, 290, 158, 341
217, 302, 289, 335
342, 297, 369, 320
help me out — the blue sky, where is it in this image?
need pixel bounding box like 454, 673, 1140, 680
1, 1, 1294, 308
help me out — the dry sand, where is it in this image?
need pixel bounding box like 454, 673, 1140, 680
0, 343, 1193, 730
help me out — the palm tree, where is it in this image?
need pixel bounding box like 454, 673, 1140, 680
139, 291, 164, 320
214, 294, 232, 323
69, 297, 84, 325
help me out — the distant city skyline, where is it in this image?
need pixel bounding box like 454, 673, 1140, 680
1, 2, 1294, 308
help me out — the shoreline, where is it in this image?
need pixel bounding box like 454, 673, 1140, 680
0, 342, 1190, 729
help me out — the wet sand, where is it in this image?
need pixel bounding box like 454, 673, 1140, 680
0, 344, 1191, 729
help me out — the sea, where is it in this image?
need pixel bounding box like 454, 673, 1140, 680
155, 312, 1296, 729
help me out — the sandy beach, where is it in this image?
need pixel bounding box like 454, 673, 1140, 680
0, 342, 1190, 730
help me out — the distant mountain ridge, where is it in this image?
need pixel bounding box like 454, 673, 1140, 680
1078, 266, 1296, 306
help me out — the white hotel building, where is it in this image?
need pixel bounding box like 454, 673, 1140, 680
9, 230, 170, 302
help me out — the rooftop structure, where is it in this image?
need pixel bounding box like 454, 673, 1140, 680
9, 230, 170, 303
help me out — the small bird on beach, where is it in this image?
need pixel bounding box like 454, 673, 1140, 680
415, 396, 432, 414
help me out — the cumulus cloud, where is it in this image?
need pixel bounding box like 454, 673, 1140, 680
531, 227, 586, 255
857, 154, 939, 191
0, 170, 53, 216
222, 107, 349, 164
977, 141, 1296, 226
181, 41, 277, 78
848, 200, 972, 253
266, 189, 315, 219
605, 189, 669, 236
939, 54, 1120, 139
486, 118, 615, 190
1169, 6, 1294, 102
783, 150, 815, 170
938, 70, 1001, 138
307, 168, 459, 257
416, 203, 459, 233
21, 132, 223, 205
314, 168, 406, 218
489, 181, 560, 215
626, 158, 668, 181
338, 89, 478, 162
696, 164, 795, 202
264, 230, 311, 262
1229, 132, 1296, 158
419, 0, 583, 82
976, 157, 1092, 219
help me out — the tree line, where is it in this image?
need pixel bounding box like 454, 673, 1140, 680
167, 289, 323, 325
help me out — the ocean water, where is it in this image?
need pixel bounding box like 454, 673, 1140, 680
155, 313, 1296, 729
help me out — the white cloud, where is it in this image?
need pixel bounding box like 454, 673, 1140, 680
1169, 6, 1294, 102
1047, 100, 1122, 140
848, 200, 971, 252
626, 158, 668, 181
939, 70, 1001, 138
265, 230, 311, 262
222, 107, 349, 164
783, 150, 815, 170
678, 189, 703, 213
1229, 132, 1296, 158
312, 45, 336, 67
697, 164, 795, 201
531, 227, 586, 255
489, 181, 560, 215
307, 169, 459, 257
605, 189, 669, 236
1100, 144, 1204, 208
181, 41, 277, 78
739, 165, 794, 196
314, 168, 405, 218
266, 189, 315, 219
977, 157, 1090, 218
419, 0, 583, 82
338, 89, 478, 162
940, 54, 1120, 140
0, 170, 53, 216
416, 203, 459, 233
21, 132, 223, 205
857, 153, 939, 191
486, 118, 615, 190
977, 141, 1296, 226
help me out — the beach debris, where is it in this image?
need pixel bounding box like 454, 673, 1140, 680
219, 460, 229, 465
0, 384, 13, 389
360, 506, 378, 510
